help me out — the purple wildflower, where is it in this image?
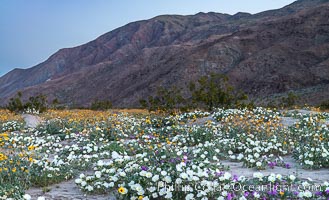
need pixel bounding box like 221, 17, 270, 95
268, 189, 277, 196
215, 171, 224, 176
315, 191, 323, 196
141, 166, 148, 171
268, 162, 276, 169
244, 191, 249, 197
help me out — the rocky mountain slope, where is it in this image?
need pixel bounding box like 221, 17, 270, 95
1, 0, 329, 107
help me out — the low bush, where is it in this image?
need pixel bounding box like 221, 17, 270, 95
7, 92, 48, 114
90, 100, 112, 111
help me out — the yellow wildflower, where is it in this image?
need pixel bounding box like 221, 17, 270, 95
118, 187, 128, 194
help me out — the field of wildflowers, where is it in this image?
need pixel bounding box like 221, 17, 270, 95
0, 108, 328, 199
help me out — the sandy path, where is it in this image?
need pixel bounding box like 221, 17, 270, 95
222, 156, 329, 183
26, 179, 116, 200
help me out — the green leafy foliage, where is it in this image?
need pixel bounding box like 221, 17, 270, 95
90, 100, 112, 110
280, 92, 299, 108
139, 86, 187, 113
140, 73, 248, 113
25, 94, 47, 113
7, 92, 48, 113
6, 92, 24, 113
319, 99, 329, 110
190, 73, 248, 110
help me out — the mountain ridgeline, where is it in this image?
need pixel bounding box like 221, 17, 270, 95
1, 0, 329, 108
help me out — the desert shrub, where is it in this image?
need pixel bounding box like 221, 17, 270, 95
319, 99, 329, 110
139, 86, 187, 113
280, 92, 299, 108
90, 100, 112, 110
140, 74, 248, 113
7, 92, 24, 113
25, 94, 47, 113
50, 98, 66, 109
190, 73, 248, 111
7, 92, 48, 114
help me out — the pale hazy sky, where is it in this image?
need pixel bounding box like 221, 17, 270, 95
0, 0, 296, 76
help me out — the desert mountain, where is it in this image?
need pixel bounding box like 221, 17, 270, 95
1, 0, 329, 107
